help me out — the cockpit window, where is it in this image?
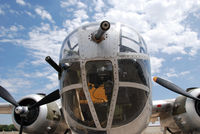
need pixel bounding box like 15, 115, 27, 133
112, 87, 148, 127
119, 25, 147, 53
62, 88, 96, 128
61, 61, 96, 127
60, 30, 79, 60
120, 37, 139, 53
118, 59, 150, 88
62, 62, 81, 87
85, 61, 114, 128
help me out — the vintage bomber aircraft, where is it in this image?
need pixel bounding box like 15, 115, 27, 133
0, 21, 200, 134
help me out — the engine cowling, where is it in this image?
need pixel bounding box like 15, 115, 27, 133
161, 88, 200, 133
12, 94, 63, 134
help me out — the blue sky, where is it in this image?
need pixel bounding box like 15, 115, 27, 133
0, 0, 200, 124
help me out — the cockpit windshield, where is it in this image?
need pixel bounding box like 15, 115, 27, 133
119, 24, 147, 53
60, 30, 79, 60
86, 61, 114, 128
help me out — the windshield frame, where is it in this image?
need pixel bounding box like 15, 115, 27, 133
60, 55, 151, 131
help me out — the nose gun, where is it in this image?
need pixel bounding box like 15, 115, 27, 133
92, 21, 110, 43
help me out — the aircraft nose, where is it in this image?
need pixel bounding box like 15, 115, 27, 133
59, 22, 151, 134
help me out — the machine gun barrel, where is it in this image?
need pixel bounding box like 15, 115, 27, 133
93, 21, 110, 43
45, 56, 61, 73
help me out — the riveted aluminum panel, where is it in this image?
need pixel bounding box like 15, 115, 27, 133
78, 24, 120, 59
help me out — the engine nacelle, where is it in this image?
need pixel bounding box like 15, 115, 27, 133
161, 88, 200, 133
12, 94, 63, 134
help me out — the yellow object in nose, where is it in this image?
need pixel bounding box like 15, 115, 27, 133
80, 83, 108, 104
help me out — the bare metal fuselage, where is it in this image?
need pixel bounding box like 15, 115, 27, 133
59, 22, 152, 134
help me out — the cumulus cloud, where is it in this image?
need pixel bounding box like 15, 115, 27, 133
165, 68, 190, 78
16, 0, 26, 6
60, 0, 86, 9
150, 56, 165, 74
173, 57, 182, 61
0, 25, 24, 38
166, 68, 178, 78
21, 23, 67, 64
62, 6, 89, 33
0, 23, 67, 65
25, 11, 35, 18
0, 4, 10, 15
180, 71, 190, 76
45, 73, 58, 91
18, 69, 58, 92
60, 0, 77, 7
10, 26, 18, 32
95, 0, 105, 12
162, 46, 186, 55
92, 0, 200, 56
61, 0, 89, 33
77, 1, 87, 9
74, 9, 88, 20
35, 7, 54, 23
0, 77, 31, 93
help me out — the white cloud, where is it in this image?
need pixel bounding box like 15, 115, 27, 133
74, 9, 88, 20
0, 23, 67, 65
104, 9, 150, 33
165, 69, 190, 78
0, 25, 24, 38
16, 0, 26, 6
0, 26, 7, 37
10, 26, 18, 32
0, 4, 10, 15
18, 69, 58, 91
166, 68, 178, 78
45, 73, 58, 91
95, 0, 105, 12
93, 0, 200, 56
60, 0, 77, 7
21, 23, 67, 64
61, 0, 90, 32
180, 71, 190, 76
63, 18, 82, 33
0, 77, 31, 93
25, 11, 35, 18
35, 7, 54, 23
0, 8, 5, 15
162, 46, 186, 55
9, 9, 22, 15
193, 11, 200, 19
60, 0, 87, 8
77, 2, 87, 9
150, 56, 165, 74
63, 15, 89, 34
107, 0, 145, 12
173, 57, 182, 61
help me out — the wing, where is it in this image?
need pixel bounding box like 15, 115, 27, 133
0, 103, 13, 114
151, 99, 175, 123
150, 99, 183, 134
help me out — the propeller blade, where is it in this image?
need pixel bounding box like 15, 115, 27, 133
19, 118, 24, 134
29, 89, 60, 109
0, 86, 19, 107
153, 77, 200, 101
